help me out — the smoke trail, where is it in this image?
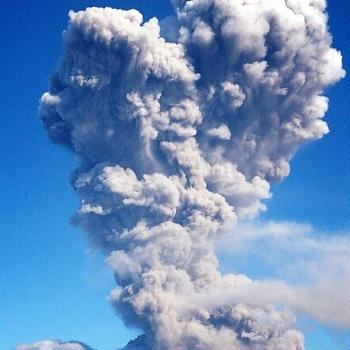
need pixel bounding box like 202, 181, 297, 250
38, 1, 344, 349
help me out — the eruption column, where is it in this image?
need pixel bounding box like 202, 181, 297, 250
39, 1, 344, 349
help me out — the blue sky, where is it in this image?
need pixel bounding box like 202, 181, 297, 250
0, 1, 348, 349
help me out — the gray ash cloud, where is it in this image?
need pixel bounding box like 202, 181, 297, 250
32, 1, 345, 349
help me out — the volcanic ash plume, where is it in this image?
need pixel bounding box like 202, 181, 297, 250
39, 1, 344, 349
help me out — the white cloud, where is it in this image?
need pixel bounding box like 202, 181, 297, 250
15, 340, 92, 350
207, 124, 231, 140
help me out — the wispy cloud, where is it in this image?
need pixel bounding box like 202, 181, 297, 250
15, 340, 93, 350
216, 220, 350, 326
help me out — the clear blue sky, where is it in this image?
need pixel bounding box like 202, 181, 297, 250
0, 1, 348, 349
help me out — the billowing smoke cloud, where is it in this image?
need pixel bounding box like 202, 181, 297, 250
37, 0, 344, 349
